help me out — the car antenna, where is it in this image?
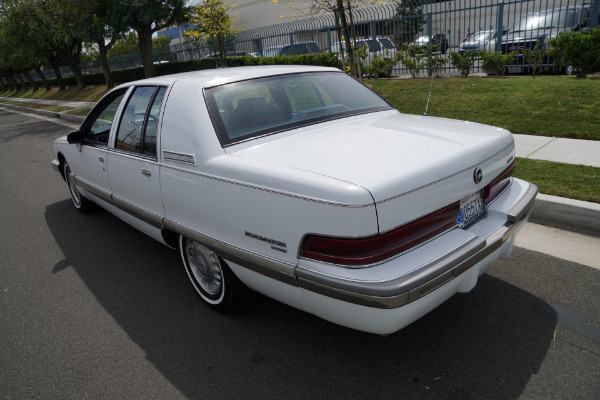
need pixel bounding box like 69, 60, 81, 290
424, 75, 434, 116
424, 4, 450, 117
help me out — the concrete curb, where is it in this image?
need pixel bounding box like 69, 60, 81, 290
1, 103, 598, 237
530, 194, 600, 237
0, 102, 85, 124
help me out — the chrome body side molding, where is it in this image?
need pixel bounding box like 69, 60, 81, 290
163, 151, 197, 166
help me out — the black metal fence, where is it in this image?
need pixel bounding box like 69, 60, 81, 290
8, 0, 600, 83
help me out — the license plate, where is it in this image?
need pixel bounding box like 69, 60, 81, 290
507, 66, 522, 74
457, 191, 484, 228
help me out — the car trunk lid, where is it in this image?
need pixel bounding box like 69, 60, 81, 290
229, 111, 515, 232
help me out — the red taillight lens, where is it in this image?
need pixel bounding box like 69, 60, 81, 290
300, 202, 459, 266
483, 161, 515, 205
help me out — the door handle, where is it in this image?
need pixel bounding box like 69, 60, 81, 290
142, 169, 152, 177
99, 157, 105, 163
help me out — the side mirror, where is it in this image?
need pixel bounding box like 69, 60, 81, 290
67, 130, 83, 144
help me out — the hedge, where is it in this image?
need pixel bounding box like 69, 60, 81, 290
26, 53, 343, 89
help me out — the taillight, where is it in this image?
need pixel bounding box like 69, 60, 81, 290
483, 161, 515, 205
300, 202, 459, 266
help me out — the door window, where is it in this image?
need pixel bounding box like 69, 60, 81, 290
115, 86, 166, 156
143, 87, 166, 156
83, 90, 127, 144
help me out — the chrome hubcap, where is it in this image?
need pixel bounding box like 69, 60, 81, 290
186, 240, 222, 296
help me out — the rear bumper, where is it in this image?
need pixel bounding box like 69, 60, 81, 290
296, 179, 536, 313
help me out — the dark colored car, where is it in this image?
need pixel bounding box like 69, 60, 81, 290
278, 41, 322, 56
459, 30, 504, 53
410, 33, 449, 54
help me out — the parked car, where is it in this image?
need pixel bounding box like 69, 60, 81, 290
278, 41, 321, 56
328, 36, 398, 67
51, 65, 536, 335
261, 46, 284, 57
410, 33, 449, 54
497, 5, 599, 74
459, 30, 501, 53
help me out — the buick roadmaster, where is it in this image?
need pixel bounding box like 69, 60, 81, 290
51, 66, 536, 334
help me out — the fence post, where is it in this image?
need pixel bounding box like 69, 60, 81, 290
427, 11, 432, 77
371, 20, 377, 41
591, 0, 599, 29
495, 2, 504, 53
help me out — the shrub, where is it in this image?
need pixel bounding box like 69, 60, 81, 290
30, 53, 344, 89
480, 51, 516, 76
426, 54, 446, 77
522, 42, 549, 77
397, 45, 427, 78
548, 28, 600, 77
449, 51, 477, 77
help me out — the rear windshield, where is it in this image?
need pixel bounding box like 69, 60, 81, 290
205, 72, 392, 146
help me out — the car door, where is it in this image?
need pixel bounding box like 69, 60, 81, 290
106, 85, 168, 228
68, 88, 129, 201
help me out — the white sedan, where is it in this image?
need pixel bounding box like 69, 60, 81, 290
51, 65, 536, 334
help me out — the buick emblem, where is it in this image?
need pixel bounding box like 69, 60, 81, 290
473, 168, 483, 184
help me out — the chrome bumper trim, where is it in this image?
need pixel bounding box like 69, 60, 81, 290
296, 183, 538, 309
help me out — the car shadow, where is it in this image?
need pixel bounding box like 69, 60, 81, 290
45, 200, 557, 399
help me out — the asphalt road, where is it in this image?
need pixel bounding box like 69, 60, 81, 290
1, 109, 599, 400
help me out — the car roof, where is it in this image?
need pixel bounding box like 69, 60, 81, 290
115, 65, 341, 89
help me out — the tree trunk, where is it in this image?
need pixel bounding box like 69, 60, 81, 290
0, 75, 7, 91
334, 13, 346, 72
15, 72, 27, 90
137, 25, 157, 78
65, 56, 85, 90
61, 39, 85, 90
219, 34, 227, 67
336, 0, 357, 78
346, 1, 362, 81
211, 36, 219, 68
47, 55, 66, 91
23, 70, 40, 92
5, 72, 19, 91
97, 40, 114, 89
34, 65, 51, 92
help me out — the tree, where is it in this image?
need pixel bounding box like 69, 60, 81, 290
108, 34, 142, 58
395, 0, 426, 45
185, 0, 242, 68
281, 0, 378, 79
111, 0, 189, 78
0, 0, 49, 91
1, 0, 86, 90
77, 0, 129, 89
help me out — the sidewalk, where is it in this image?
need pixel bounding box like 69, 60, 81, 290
0, 96, 598, 236
0, 96, 95, 109
514, 134, 600, 168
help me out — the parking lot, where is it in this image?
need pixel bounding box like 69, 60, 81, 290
1, 109, 599, 399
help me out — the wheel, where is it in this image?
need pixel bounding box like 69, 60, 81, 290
180, 236, 249, 313
63, 161, 96, 213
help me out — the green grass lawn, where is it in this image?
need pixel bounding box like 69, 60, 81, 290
1, 76, 599, 203
514, 158, 600, 204
368, 76, 600, 140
